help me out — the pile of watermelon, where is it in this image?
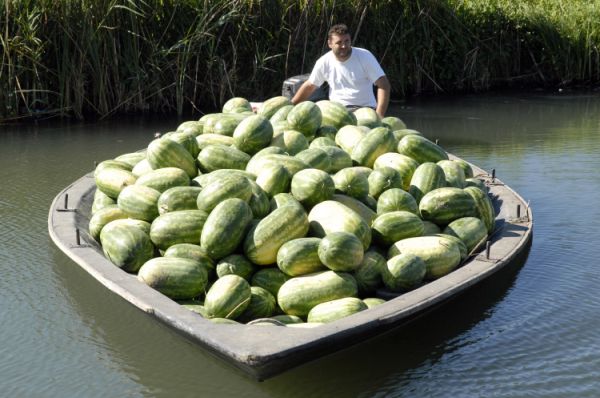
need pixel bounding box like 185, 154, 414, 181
90, 96, 495, 326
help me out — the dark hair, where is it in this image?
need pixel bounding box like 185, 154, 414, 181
328, 24, 350, 39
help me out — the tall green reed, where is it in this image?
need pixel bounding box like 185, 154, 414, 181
1, 0, 600, 122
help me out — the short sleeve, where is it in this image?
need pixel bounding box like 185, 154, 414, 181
361, 50, 385, 83
308, 56, 327, 87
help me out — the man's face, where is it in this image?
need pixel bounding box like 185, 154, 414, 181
328, 33, 352, 61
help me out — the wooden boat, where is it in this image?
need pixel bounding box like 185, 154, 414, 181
48, 154, 532, 380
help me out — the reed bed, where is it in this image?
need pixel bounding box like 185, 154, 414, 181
1, 0, 600, 121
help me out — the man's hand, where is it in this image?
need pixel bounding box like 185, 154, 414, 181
291, 81, 318, 105
374, 75, 391, 118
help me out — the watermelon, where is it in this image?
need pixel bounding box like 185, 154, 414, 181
286, 101, 322, 138
372, 211, 425, 246
237, 286, 277, 323
333, 168, 370, 200
309, 136, 337, 149
453, 158, 474, 179
88, 206, 128, 241
117, 184, 161, 222
201, 198, 253, 260
176, 120, 203, 136
397, 134, 448, 164
330, 194, 377, 225
204, 274, 251, 319
149, 209, 208, 251
277, 270, 358, 317
216, 254, 255, 280
295, 148, 331, 172
165, 131, 200, 158
157, 186, 202, 215
388, 235, 462, 279
197, 144, 251, 172
367, 166, 404, 199
91, 188, 116, 214
269, 192, 303, 212
146, 137, 198, 178
204, 113, 248, 136
373, 152, 419, 190
246, 153, 308, 177
196, 174, 253, 213
393, 129, 422, 142
408, 162, 447, 204
353, 107, 381, 128
363, 297, 386, 308
320, 146, 352, 173
93, 159, 132, 179
422, 220, 442, 235
243, 203, 309, 265
290, 168, 335, 208
307, 297, 367, 323
193, 169, 255, 188
437, 159, 466, 188
270, 129, 309, 155
270, 314, 304, 325
464, 186, 496, 234
137, 257, 208, 299
269, 104, 294, 124
255, 163, 292, 198
100, 220, 155, 273
315, 125, 338, 140
131, 159, 153, 177
233, 115, 274, 155
352, 250, 385, 294
135, 167, 190, 193
443, 216, 488, 253
222, 97, 252, 113
163, 243, 214, 272
316, 100, 356, 129
376, 188, 419, 215
277, 237, 325, 276
418, 187, 478, 225
247, 179, 272, 219
335, 125, 366, 154
465, 177, 488, 192
308, 200, 372, 249
114, 151, 146, 168
382, 253, 426, 291
258, 96, 292, 119
95, 168, 137, 199
318, 231, 364, 272
195, 133, 234, 149
351, 126, 396, 168
381, 116, 407, 131
251, 267, 291, 297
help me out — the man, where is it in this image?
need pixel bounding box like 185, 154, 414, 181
291, 23, 391, 118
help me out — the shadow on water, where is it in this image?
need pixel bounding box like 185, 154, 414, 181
51, 228, 531, 397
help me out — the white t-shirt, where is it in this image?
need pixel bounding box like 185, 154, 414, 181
308, 47, 385, 108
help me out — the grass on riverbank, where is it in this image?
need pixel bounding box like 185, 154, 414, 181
1, 0, 600, 121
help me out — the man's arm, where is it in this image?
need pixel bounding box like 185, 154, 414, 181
291, 81, 318, 105
374, 75, 391, 118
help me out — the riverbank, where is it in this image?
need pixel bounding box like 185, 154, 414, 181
2, 0, 600, 121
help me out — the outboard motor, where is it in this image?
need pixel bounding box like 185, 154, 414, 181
282, 74, 328, 102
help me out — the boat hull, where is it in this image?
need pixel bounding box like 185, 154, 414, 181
48, 158, 532, 380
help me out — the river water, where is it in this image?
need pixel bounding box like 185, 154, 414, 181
1, 92, 599, 397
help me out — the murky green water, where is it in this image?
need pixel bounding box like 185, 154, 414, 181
2, 92, 600, 397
